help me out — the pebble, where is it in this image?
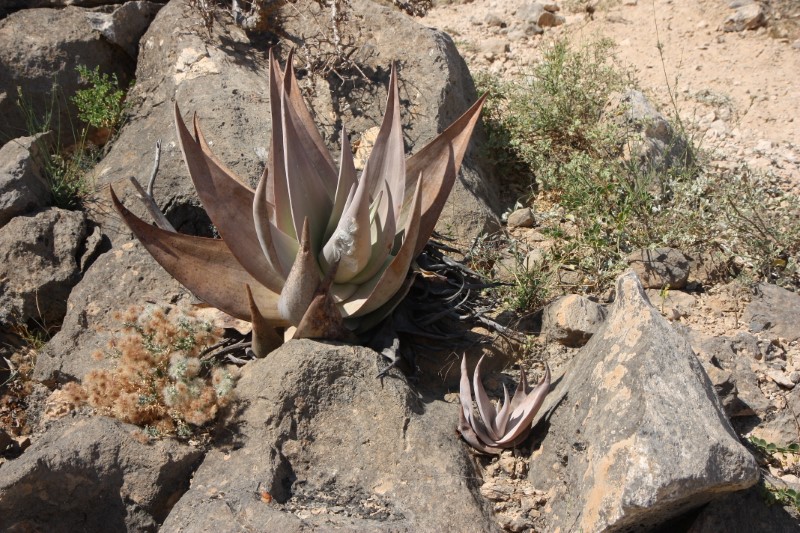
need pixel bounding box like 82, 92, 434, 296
767, 370, 795, 389
507, 207, 535, 228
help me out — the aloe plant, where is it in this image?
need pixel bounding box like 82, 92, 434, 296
111, 51, 485, 355
458, 355, 550, 454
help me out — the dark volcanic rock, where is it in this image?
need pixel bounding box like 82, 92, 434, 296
0, 5, 136, 147
33, 240, 188, 385
94, 0, 499, 246
529, 271, 758, 532
0, 416, 202, 533
0, 132, 52, 227
743, 283, 800, 342
160, 340, 498, 532
0, 207, 86, 326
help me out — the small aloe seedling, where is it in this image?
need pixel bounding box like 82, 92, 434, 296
111, 51, 485, 355
458, 355, 550, 454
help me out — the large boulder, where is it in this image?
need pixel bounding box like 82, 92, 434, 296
94, 0, 499, 246
0, 3, 154, 147
0, 132, 52, 228
0, 416, 202, 532
0, 207, 87, 327
529, 271, 758, 532
160, 340, 498, 531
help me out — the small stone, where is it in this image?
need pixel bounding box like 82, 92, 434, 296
507, 207, 535, 228
485, 13, 505, 27
538, 12, 565, 27
523, 22, 544, 36
626, 247, 692, 289
480, 480, 514, 501
767, 370, 795, 389
482, 37, 509, 56
498, 452, 517, 476
722, 3, 766, 32
542, 294, 606, 347
790, 372, 800, 384
542, 2, 560, 12
754, 139, 774, 154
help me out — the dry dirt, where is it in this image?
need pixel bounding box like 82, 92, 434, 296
422, 0, 800, 192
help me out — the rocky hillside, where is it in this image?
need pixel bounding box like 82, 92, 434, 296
1, 0, 799, 531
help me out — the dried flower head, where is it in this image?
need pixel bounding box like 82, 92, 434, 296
77, 306, 235, 438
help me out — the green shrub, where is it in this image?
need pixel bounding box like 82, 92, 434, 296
15, 66, 129, 209
72, 65, 126, 131
475, 39, 799, 311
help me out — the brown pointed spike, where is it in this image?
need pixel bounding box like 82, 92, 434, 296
293, 259, 352, 341
109, 185, 287, 326
246, 284, 284, 358
277, 218, 321, 325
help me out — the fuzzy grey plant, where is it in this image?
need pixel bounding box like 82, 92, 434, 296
458, 355, 551, 454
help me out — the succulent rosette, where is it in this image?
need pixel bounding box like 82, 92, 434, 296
458, 355, 551, 454
111, 51, 485, 355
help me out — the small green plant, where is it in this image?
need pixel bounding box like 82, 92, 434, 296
72, 65, 126, 131
67, 306, 237, 438
765, 485, 800, 511
749, 436, 800, 457
14, 65, 129, 209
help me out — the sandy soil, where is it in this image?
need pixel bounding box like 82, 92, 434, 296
422, 0, 800, 192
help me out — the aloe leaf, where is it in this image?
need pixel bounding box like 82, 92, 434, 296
320, 148, 373, 283
253, 166, 290, 279
340, 175, 420, 318
281, 49, 338, 192
473, 355, 500, 441
494, 384, 512, 437
246, 284, 284, 357
277, 218, 322, 325
345, 187, 394, 286
458, 354, 495, 446
343, 272, 415, 334
361, 64, 406, 222
110, 186, 286, 324
508, 365, 532, 414
496, 364, 551, 446
405, 94, 487, 257
174, 104, 284, 294
280, 70, 336, 249
267, 50, 295, 238
458, 404, 503, 455
324, 127, 358, 241
293, 259, 351, 340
